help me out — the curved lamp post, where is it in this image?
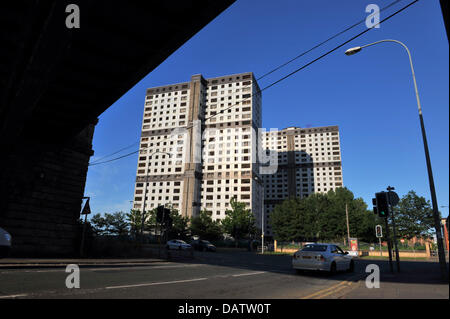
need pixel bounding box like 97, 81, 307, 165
345, 39, 448, 279
140, 151, 172, 242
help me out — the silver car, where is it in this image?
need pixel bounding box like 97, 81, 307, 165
0, 227, 12, 258
292, 243, 354, 274
166, 239, 192, 250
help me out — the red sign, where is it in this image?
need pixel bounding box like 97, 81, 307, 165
350, 238, 358, 252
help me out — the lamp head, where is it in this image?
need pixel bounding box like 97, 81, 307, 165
345, 46, 362, 56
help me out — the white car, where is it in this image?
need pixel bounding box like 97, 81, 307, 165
292, 243, 354, 274
166, 239, 192, 250
0, 227, 12, 258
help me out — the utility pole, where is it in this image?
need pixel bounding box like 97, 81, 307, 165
141, 180, 147, 244
158, 206, 166, 257
79, 197, 91, 257
261, 206, 264, 254
345, 203, 350, 247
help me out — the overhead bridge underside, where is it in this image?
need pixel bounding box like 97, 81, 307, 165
0, 0, 234, 256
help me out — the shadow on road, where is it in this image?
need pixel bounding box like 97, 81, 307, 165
165, 249, 449, 285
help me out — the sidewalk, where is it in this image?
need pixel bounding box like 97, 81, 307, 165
0, 257, 166, 269
330, 259, 449, 299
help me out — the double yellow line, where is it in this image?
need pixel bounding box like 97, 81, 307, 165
301, 274, 363, 299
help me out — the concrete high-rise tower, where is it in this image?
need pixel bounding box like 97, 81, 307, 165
133, 72, 263, 222
261, 125, 343, 236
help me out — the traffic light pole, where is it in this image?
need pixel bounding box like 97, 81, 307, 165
159, 208, 166, 257
390, 208, 401, 272
384, 216, 394, 273
379, 237, 383, 257
387, 187, 401, 272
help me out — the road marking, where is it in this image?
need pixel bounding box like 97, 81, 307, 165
232, 271, 266, 277
316, 282, 353, 299
104, 271, 266, 290
300, 273, 364, 299
93, 263, 202, 272
301, 281, 348, 299
0, 294, 28, 299
105, 277, 208, 290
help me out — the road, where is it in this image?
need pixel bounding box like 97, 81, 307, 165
0, 251, 364, 299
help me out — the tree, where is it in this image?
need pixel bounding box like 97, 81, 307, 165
303, 192, 330, 240
126, 209, 152, 239
221, 198, 256, 246
393, 190, 436, 239
190, 210, 223, 241
321, 188, 376, 243
103, 212, 129, 237
270, 198, 306, 242
90, 213, 108, 236
270, 188, 377, 243
167, 207, 190, 241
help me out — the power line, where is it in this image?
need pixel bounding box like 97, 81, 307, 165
89, 149, 140, 166
259, 0, 419, 93
90, 3, 403, 166
88, 0, 404, 166
256, 0, 403, 81
89, 141, 140, 164
89, 0, 419, 167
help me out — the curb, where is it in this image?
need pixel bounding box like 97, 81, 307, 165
0, 259, 168, 270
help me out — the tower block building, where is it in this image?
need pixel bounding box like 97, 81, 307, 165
133, 72, 263, 222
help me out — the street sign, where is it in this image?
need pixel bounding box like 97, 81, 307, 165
348, 238, 359, 257
388, 191, 400, 206
376, 225, 383, 238
81, 198, 91, 215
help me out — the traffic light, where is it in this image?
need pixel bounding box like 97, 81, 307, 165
157, 206, 172, 226
372, 198, 378, 215
156, 205, 164, 223
375, 191, 390, 218
165, 215, 173, 229
163, 208, 171, 225
375, 225, 383, 238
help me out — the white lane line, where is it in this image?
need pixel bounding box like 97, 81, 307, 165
0, 263, 200, 274
232, 271, 266, 277
105, 277, 208, 290
93, 264, 203, 272
0, 294, 28, 299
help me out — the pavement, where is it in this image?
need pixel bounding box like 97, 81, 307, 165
0, 252, 447, 299
0, 250, 364, 299
0, 248, 194, 269
322, 258, 449, 299
0, 257, 164, 269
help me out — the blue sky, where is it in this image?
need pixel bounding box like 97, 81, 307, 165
84, 0, 449, 218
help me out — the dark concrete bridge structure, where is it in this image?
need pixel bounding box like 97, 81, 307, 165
0, 0, 234, 256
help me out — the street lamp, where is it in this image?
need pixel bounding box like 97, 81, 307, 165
344, 47, 362, 56
253, 175, 264, 254
140, 151, 172, 243
345, 39, 448, 279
